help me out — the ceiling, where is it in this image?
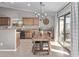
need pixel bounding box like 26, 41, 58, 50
0, 2, 69, 17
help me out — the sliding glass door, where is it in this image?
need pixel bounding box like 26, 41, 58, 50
59, 16, 64, 45
59, 13, 71, 52
64, 13, 71, 51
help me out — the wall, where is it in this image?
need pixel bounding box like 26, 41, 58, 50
39, 16, 55, 30
0, 7, 55, 30
71, 2, 79, 57
54, 14, 59, 41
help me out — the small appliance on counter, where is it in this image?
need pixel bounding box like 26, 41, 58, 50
20, 30, 25, 39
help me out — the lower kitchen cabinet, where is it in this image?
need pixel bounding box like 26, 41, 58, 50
25, 30, 32, 39
16, 32, 20, 48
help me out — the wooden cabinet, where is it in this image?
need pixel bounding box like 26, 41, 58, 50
23, 17, 39, 25
23, 18, 33, 25
0, 17, 10, 26
16, 32, 20, 48
0, 19, 2, 25
33, 18, 39, 25
25, 30, 32, 39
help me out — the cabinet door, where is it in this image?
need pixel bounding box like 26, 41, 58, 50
0, 18, 2, 25
0, 17, 10, 25
23, 18, 33, 25
25, 30, 32, 39
1, 17, 5, 25
4, 17, 10, 25
25, 32, 30, 39
0, 17, 3, 25
16, 32, 20, 48
3, 19, 8, 25
33, 18, 39, 25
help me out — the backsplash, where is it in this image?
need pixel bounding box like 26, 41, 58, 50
0, 26, 12, 30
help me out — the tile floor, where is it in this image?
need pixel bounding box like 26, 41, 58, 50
64, 38, 71, 51
0, 39, 71, 57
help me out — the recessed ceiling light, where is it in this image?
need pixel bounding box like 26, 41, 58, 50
27, 3, 31, 7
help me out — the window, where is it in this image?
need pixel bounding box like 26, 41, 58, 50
64, 13, 71, 51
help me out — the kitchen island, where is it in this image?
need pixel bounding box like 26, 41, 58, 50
0, 29, 20, 51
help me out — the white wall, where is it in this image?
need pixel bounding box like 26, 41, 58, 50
71, 2, 79, 57
39, 16, 55, 30
54, 14, 58, 42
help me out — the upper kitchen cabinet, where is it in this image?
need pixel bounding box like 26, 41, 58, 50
0, 17, 11, 26
23, 18, 34, 25
33, 18, 39, 25
23, 17, 39, 25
